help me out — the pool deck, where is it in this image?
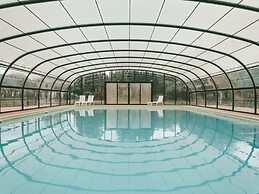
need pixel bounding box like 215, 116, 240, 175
1, 105, 259, 122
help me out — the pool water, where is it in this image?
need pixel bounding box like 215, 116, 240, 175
0, 109, 259, 194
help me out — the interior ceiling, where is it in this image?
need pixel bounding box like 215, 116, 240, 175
0, 0, 259, 87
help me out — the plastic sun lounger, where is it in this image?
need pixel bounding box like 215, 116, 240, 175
82, 95, 94, 106
147, 95, 164, 106
75, 95, 86, 106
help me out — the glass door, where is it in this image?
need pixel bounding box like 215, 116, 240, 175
106, 83, 117, 104
141, 83, 151, 104
106, 82, 152, 104
130, 83, 140, 104
118, 83, 128, 104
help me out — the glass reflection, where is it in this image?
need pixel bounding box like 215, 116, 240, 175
72, 109, 183, 142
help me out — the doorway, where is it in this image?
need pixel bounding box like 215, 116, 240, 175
105, 82, 152, 105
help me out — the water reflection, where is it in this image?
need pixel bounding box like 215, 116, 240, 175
72, 109, 184, 142
0, 109, 258, 194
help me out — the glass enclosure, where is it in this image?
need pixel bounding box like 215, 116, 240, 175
0, 0, 259, 114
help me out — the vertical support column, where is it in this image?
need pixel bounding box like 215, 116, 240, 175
186, 86, 188, 105
216, 88, 219, 109
128, 83, 130, 105
104, 82, 107, 105
196, 91, 198, 106
80, 76, 83, 95
175, 77, 177, 105
116, 83, 118, 104
38, 88, 41, 108
152, 72, 154, 101
102, 72, 105, 104
59, 91, 61, 106
50, 90, 52, 107
92, 74, 95, 95
66, 91, 69, 105
22, 88, 24, 110
163, 74, 165, 105
232, 90, 235, 111
254, 88, 257, 114
68, 88, 71, 105
204, 86, 207, 107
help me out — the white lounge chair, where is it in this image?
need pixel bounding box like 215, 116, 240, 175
82, 95, 94, 106
75, 95, 86, 106
147, 95, 164, 106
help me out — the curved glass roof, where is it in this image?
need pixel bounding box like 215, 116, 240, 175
0, 0, 259, 92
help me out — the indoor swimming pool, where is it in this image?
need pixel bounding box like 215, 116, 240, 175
0, 109, 259, 194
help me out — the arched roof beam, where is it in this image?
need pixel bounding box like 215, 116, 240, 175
68, 68, 190, 95
0, 0, 61, 10
55, 63, 198, 105
24, 49, 219, 92
64, 66, 191, 97
48, 57, 205, 91
1, 0, 259, 13
1, 20, 256, 111
36, 55, 214, 91
3, 38, 239, 93
185, 0, 259, 13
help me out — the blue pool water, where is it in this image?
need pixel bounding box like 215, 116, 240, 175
0, 109, 259, 194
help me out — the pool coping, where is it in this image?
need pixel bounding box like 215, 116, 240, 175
1, 105, 259, 125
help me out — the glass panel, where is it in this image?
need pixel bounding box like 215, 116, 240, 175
83, 75, 94, 96
124, 70, 135, 82
0, 88, 22, 112
140, 83, 151, 104
206, 91, 217, 108
152, 73, 164, 101
218, 90, 232, 110
228, 69, 253, 88
41, 76, 56, 89
249, 66, 259, 87
106, 83, 117, 104
130, 83, 140, 104
202, 77, 215, 90
190, 92, 196, 105
69, 91, 76, 105
61, 92, 67, 105
25, 73, 44, 88
93, 73, 104, 105
2, 68, 27, 87
193, 79, 204, 91
24, 89, 38, 109
40, 90, 50, 107
165, 77, 176, 105
197, 92, 205, 106
257, 89, 259, 114
213, 74, 231, 89
118, 83, 128, 104
51, 91, 60, 106
176, 81, 188, 105
234, 89, 254, 113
